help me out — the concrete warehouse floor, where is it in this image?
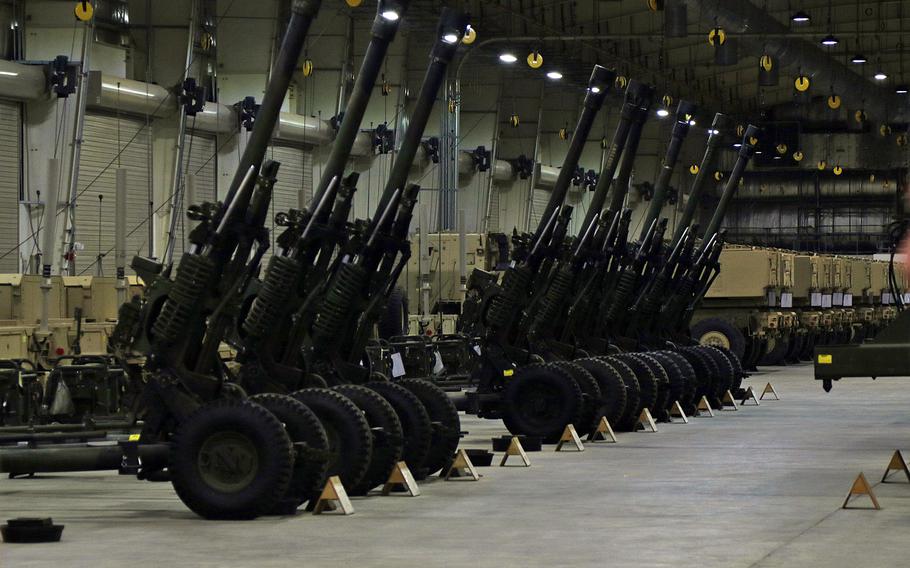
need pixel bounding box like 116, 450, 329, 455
2, 365, 910, 567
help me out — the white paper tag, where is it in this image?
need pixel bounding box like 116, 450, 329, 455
390, 352, 406, 378
904, 293, 910, 305
843, 294, 853, 307
766, 290, 778, 307
811, 292, 822, 307
473, 345, 482, 356
833, 292, 844, 306
883, 292, 893, 305
432, 350, 445, 375
822, 294, 832, 308
780, 292, 793, 309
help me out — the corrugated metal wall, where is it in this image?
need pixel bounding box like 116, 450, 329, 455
0, 100, 20, 272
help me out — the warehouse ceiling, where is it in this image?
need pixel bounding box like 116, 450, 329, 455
377, 0, 910, 124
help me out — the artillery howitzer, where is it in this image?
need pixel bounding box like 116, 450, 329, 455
451, 85, 762, 440
232, 7, 468, 492
0, 0, 325, 520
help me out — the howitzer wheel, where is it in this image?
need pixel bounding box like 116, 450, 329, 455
573, 358, 627, 428
607, 354, 659, 430
633, 353, 672, 421
650, 351, 697, 416
378, 286, 409, 340
398, 378, 462, 476
501, 363, 583, 443
365, 381, 433, 480
702, 345, 745, 393
679, 348, 720, 407
546, 362, 601, 436
694, 347, 735, 401
170, 399, 294, 520
332, 385, 404, 495
249, 393, 330, 514
690, 317, 746, 361
759, 334, 789, 366
599, 357, 640, 433
290, 389, 373, 491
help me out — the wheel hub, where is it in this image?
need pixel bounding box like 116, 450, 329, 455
197, 431, 259, 493
699, 331, 731, 350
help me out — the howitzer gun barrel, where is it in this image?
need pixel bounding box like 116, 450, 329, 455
702, 124, 760, 241
608, 85, 656, 214
223, 0, 321, 208
578, 81, 654, 232
639, 100, 696, 241
670, 113, 732, 247
531, 66, 614, 249
371, 8, 468, 228
310, 0, 411, 217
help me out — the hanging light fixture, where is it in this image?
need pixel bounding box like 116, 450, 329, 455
546, 71, 563, 80
896, 85, 909, 95
498, 53, 517, 64
791, 10, 811, 24
874, 70, 888, 81
820, 34, 839, 47
851, 53, 867, 64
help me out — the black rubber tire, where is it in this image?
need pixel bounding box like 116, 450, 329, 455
784, 333, 804, 364
696, 347, 735, 401
574, 357, 627, 428
690, 317, 747, 361
798, 332, 817, 361
705, 345, 745, 393
290, 388, 373, 492
611, 353, 659, 420
650, 351, 697, 416
501, 363, 583, 443
634, 353, 671, 421
331, 385, 403, 495
365, 380, 433, 479
248, 393, 330, 514
760, 334, 790, 366
548, 362, 601, 436
170, 399, 294, 520
600, 356, 641, 432
681, 347, 721, 407
378, 286, 408, 340
398, 378, 461, 477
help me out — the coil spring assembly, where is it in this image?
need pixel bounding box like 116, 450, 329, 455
243, 256, 302, 337
605, 270, 637, 323
533, 268, 574, 331
638, 273, 669, 318
312, 262, 369, 349
486, 265, 532, 328
150, 255, 215, 344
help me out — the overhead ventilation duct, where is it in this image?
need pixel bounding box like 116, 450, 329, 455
0, 58, 373, 154
687, 0, 909, 122
0, 60, 49, 100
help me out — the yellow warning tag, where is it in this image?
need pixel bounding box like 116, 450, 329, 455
503, 369, 514, 377
128, 434, 141, 442
817, 354, 833, 365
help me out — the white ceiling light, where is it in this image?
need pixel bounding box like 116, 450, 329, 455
656, 109, 670, 118
874, 71, 888, 81
442, 33, 459, 44
546, 71, 563, 80
381, 10, 400, 21
499, 53, 517, 64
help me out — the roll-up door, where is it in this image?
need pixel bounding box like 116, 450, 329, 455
0, 100, 20, 272
171, 131, 218, 265
74, 113, 151, 276
527, 186, 549, 232
261, 143, 312, 265
486, 184, 500, 233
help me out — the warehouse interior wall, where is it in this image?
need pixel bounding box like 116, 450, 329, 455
3, 0, 908, 276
